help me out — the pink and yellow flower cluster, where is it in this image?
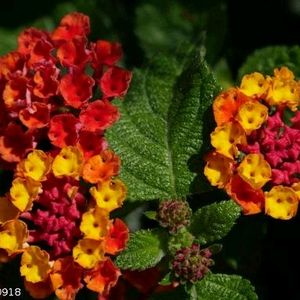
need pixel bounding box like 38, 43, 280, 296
205, 67, 300, 220
0, 12, 130, 299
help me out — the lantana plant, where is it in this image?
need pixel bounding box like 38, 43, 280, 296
0, 12, 131, 299
205, 67, 300, 219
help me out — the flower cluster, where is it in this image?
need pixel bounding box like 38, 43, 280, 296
172, 244, 213, 283
0, 12, 131, 168
205, 67, 300, 220
0, 12, 131, 299
157, 200, 192, 233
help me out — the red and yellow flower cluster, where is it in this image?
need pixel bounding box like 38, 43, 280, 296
205, 67, 300, 220
0, 12, 130, 299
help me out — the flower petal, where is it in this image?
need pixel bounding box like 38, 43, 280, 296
84, 258, 121, 294
52, 146, 83, 179
79, 99, 120, 132
227, 175, 264, 214
17, 150, 52, 181
236, 101, 268, 134
237, 154, 271, 189
99, 66, 132, 98
80, 207, 110, 240
0, 220, 28, 255
20, 246, 51, 283
90, 179, 127, 212
204, 151, 234, 188
50, 256, 83, 300
265, 185, 298, 220
211, 122, 246, 159
82, 150, 120, 184
73, 239, 104, 269
104, 218, 129, 255
60, 72, 95, 109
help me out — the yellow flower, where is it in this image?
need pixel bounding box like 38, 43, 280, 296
239, 72, 269, 97
204, 152, 233, 188
266, 67, 300, 110
90, 179, 127, 212
20, 246, 50, 283
0, 196, 19, 224
0, 220, 28, 255
73, 239, 104, 269
237, 154, 271, 189
236, 101, 268, 134
52, 146, 83, 179
265, 186, 298, 220
210, 122, 246, 159
10, 177, 41, 211
17, 150, 52, 181
80, 207, 110, 240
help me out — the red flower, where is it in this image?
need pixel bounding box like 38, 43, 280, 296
92, 40, 123, 67
0, 123, 34, 163
79, 99, 119, 131
57, 37, 91, 69
19, 102, 50, 129
227, 175, 265, 215
48, 114, 80, 148
52, 12, 90, 43
27, 39, 55, 68
84, 258, 121, 295
104, 218, 129, 255
100, 66, 132, 98
78, 130, 107, 159
59, 72, 95, 108
33, 65, 59, 98
2, 75, 28, 111
0, 52, 24, 80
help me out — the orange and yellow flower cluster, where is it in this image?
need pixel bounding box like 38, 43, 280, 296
205, 67, 300, 220
0, 12, 130, 299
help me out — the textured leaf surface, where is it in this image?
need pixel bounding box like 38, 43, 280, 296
190, 273, 258, 300
115, 229, 168, 270
189, 200, 241, 244
238, 46, 300, 79
106, 47, 219, 201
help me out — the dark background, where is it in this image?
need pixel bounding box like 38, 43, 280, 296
1, 0, 300, 299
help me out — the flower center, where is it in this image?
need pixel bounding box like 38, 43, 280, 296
21, 175, 85, 259
242, 110, 300, 186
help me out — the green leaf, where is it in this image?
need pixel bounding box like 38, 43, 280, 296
115, 229, 168, 270
189, 200, 241, 244
144, 210, 157, 220
106, 46, 220, 201
190, 273, 258, 300
238, 46, 300, 79
159, 272, 173, 286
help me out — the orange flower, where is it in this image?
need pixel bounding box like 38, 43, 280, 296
104, 218, 129, 255
227, 175, 264, 215
213, 88, 248, 126
83, 258, 121, 294
82, 150, 120, 184
50, 256, 83, 300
